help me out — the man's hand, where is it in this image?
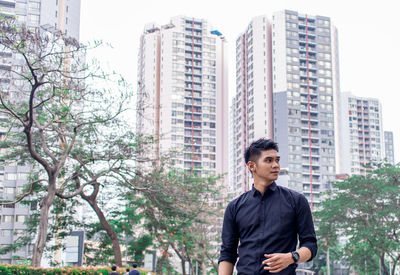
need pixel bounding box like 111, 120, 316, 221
262, 253, 293, 273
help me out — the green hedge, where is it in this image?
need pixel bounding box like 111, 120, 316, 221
0, 264, 145, 275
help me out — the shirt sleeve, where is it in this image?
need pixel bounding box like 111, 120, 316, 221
296, 195, 318, 261
218, 202, 239, 265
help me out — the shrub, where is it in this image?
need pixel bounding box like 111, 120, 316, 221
0, 264, 151, 275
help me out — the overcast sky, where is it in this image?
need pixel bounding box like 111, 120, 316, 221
80, 0, 400, 162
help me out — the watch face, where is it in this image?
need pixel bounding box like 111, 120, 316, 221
292, 252, 300, 262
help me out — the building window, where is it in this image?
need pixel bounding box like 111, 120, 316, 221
16, 215, 26, 223
28, 2, 40, 11
1, 230, 12, 237
4, 187, 15, 194
18, 173, 28, 180
2, 215, 14, 223
28, 14, 40, 25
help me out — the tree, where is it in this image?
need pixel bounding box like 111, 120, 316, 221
133, 164, 223, 275
315, 163, 400, 275
0, 17, 130, 266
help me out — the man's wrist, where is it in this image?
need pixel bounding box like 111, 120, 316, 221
287, 252, 295, 264
290, 251, 300, 263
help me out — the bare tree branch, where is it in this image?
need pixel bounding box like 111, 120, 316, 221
0, 179, 47, 205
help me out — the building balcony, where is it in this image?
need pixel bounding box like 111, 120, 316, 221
300, 108, 318, 114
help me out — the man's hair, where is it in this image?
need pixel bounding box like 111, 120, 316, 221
244, 138, 279, 164
126, 268, 130, 272
111, 265, 117, 271
132, 263, 138, 268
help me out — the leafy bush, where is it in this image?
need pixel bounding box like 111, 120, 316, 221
0, 264, 150, 275
0, 264, 109, 274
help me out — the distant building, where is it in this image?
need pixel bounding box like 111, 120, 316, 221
272, 10, 340, 207
136, 16, 228, 179
229, 15, 274, 196
0, 0, 81, 264
384, 131, 395, 164
337, 92, 384, 175
230, 10, 340, 208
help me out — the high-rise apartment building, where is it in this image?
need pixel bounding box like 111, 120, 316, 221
384, 131, 395, 164
338, 92, 384, 175
230, 15, 274, 195
273, 10, 339, 208
136, 16, 228, 178
0, 0, 81, 264
230, 10, 339, 207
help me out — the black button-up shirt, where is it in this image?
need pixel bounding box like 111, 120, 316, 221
219, 182, 317, 275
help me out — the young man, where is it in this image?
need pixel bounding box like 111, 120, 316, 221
109, 265, 119, 275
219, 138, 317, 274
129, 263, 140, 275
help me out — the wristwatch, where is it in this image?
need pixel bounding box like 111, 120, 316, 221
291, 251, 300, 263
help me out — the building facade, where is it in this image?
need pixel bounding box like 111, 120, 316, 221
0, 0, 81, 264
230, 10, 339, 208
384, 131, 395, 164
230, 15, 274, 195
136, 16, 228, 178
273, 10, 339, 208
338, 92, 384, 175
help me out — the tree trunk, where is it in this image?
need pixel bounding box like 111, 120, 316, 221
181, 258, 187, 275
171, 244, 186, 275
188, 259, 194, 275
82, 194, 122, 266
201, 261, 206, 275
381, 254, 389, 275
31, 182, 56, 266
391, 263, 396, 275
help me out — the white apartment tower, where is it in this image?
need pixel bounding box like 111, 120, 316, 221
230, 15, 274, 195
230, 10, 339, 208
338, 92, 384, 175
384, 131, 395, 165
137, 16, 228, 178
273, 10, 339, 208
0, 0, 81, 264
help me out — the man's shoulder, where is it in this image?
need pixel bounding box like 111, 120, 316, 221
129, 270, 140, 275
228, 190, 252, 206
276, 185, 308, 203
224, 190, 252, 215
276, 184, 302, 196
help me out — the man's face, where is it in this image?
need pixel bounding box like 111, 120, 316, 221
248, 149, 280, 183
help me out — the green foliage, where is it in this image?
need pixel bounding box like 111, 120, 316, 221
315, 162, 400, 274
128, 163, 225, 273
0, 264, 110, 274
0, 263, 151, 274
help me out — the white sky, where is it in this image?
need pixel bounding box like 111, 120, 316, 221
80, 0, 400, 162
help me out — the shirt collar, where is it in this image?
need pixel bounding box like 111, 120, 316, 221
251, 181, 277, 197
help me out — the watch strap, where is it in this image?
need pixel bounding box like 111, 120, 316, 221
291, 251, 300, 263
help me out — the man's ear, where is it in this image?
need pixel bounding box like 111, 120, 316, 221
247, 161, 255, 172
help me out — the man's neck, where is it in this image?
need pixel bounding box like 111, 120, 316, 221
254, 179, 274, 195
